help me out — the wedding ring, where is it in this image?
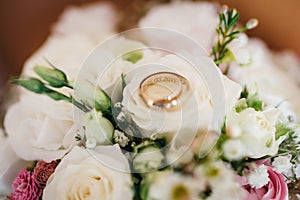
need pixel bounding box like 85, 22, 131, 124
139, 72, 190, 111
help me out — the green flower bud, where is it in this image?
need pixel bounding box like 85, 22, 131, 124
83, 109, 114, 146
11, 78, 48, 94
133, 146, 164, 173
76, 81, 111, 112
34, 66, 69, 88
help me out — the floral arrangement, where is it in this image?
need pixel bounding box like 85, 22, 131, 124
0, 1, 300, 200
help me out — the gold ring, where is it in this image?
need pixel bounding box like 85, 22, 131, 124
139, 72, 190, 111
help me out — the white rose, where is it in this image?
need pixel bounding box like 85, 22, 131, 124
22, 2, 118, 81
228, 39, 300, 121
83, 109, 114, 146
122, 54, 241, 145
4, 93, 75, 162
43, 145, 133, 200
226, 107, 280, 158
53, 2, 117, 41
139, 1, 219, 52
0, 140, 28, 198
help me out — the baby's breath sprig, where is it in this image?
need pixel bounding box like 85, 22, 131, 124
212, 5, 258, 70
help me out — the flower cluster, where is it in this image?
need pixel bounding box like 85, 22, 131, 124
7, 160, 58, 200
0, 1, 299, 200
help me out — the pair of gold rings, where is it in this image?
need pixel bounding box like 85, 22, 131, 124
139, 72, 190, 111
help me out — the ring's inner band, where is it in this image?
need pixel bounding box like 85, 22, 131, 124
139, 72, 190, 110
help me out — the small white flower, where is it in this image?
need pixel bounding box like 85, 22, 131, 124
222, 139, 245, 160
195, 161, 245, 200
113, 130, 130, 147
294, 164, 300, 179
114, 102, 122, 109
248, 164, 269, 188
147, 173, 201, 200
272, 155, 292, 174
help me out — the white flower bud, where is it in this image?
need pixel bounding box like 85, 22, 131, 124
232, 8, 238, 16
133, 146, 164, 173
113, 130, 130, 147
83, 109, 114, 145
220, 5, 229, 14
246, 18, 259, 29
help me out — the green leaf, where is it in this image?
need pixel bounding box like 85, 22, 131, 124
228, 13, 240, 30
275, 123, 292, 140
122, 51, 143, 64
33, 66, 69, 88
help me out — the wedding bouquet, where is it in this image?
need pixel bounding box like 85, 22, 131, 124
0, 1, 300, 200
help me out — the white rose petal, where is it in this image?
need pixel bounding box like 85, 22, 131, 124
248, 164, 269, 188
43, 145, 133, 200
4, 94, 75, 162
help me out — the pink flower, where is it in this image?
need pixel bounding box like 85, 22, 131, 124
8, 168, 42, 200
240, 166, 288, 200
33, 160, 58, 189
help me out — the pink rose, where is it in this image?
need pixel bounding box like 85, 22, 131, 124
240, 166, 288, 200
8, 168, 42, 200
33, 160, 58, 189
